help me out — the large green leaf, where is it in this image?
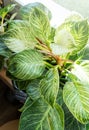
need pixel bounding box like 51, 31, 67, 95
40, 68, 59, 105
19, 97, 64, 130
5, 20, 36, 53
62, 103, 86, 130
8, 49, 46, 80
19, 2, 52, 20
71, 61, 89, 84
63, 81, 89, 124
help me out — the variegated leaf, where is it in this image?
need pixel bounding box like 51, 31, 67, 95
8, 49, 46, 80
40, 68, 59, 105
19, 98, 64, 130
63, 81, 89, 124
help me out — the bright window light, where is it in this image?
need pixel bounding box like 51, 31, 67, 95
15, 0, 71, 27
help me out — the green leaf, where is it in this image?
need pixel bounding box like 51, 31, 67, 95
8, 49, 46, 80
0, 4, 16, 19
16, 80, 30, 90
55, 20, 89, 55
5, 20, 36, 53
26, 79, 41, 100
57, 89, 63, 106
63, 81, 89, 124
19, 2, 52, 20
64, 13, 83, 23
51, 29, 75, 55
86, 123, 89, 130
71, 61, 89, 84
19, 97, 64, 130
62, 103, 86, 130
40, 68, 59, 105
78, 43, 89, 60
26, 7, 51, 44
70, 20, 89, 52
19, 97, 34, 112
0, 41, 12, 57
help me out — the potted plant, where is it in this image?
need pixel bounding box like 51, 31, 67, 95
0, 2, 89, 130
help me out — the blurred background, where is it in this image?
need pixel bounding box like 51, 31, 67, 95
53, 0, 89, 19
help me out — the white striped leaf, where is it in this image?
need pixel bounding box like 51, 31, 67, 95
63, 103, 86, 130
26, 79, 41, 100
19, 98, 64, 130
19, 2, 52, 20
54, 20, 88, 55
63, 81, 89, 124
70, 20, 88, 52
52, 29, 75, 55
5, 20, 36, 53
71, 61, 89, 84
28, 7, 51, 44
8, 50, 46, 80
40, 68, 59, 105
78, 43, 89, 60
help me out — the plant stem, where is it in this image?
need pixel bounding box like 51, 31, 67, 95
44, 61, 53, 68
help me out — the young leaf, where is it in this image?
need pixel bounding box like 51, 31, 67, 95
51, 29, 75, 55
28, 7, 51, 44
63, 81, 89, 124
55, 20, 89, 54
19, 97, 64, 130
40, 68, 59, 106
19, 2, 52, 20
71, 61, 89, 84
8, 50, 46, 80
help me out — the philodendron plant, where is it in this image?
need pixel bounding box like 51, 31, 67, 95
1, 2, 89, 130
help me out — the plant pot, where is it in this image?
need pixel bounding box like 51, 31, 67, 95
0, 68, 27, 103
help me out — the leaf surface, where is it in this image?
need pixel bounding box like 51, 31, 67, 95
8, 50, 45, 80
63, 103, 86, 130
5, 20, 36, 53
71, 61, 89, 84
63, 81, 89, 124
40, 68, 59, 105
0, 4, 16, 19
55, 20, 89, 55
19, 2, 52, 20
19, 98, 64, 130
